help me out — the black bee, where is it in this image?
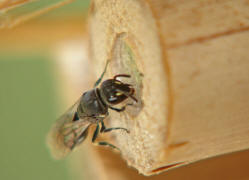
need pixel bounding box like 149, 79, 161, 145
47, 60, 137, 159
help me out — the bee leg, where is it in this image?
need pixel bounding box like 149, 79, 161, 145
98, 142, 120, 151
94, 59, 110, 87
108, 103, 134, 112
100, 121, 129, 133
92, 123, 100, 143
72, 112, 79, 121
100, 121, 106, 132
92, 123, 120, 150
109, 106, 126, 112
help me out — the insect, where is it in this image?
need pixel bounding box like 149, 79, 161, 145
47, 60, 137, 159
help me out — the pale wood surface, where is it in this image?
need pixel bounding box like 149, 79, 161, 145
87, 0, 249, 176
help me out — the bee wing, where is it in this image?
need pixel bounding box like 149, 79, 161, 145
47, 99, 91, 159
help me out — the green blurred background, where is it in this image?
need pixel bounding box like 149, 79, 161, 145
0, 1, 90, 180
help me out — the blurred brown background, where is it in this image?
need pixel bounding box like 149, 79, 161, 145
0, 1, 90, 180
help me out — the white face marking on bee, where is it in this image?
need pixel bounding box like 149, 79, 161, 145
115, 81, 122, 84
116, 92, 123, 96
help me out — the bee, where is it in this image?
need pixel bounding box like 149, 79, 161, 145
47, 60, 137, 159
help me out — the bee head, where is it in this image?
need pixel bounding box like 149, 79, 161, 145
99, 77, 137, 105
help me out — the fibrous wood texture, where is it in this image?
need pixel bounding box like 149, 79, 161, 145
87, 0, 249, 177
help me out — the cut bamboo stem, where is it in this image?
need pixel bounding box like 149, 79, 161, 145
86, 0, 249, 176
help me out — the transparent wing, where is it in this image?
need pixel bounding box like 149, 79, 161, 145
47, 98, 91, 159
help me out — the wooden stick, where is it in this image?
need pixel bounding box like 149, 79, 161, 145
87, 0, 249, 176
